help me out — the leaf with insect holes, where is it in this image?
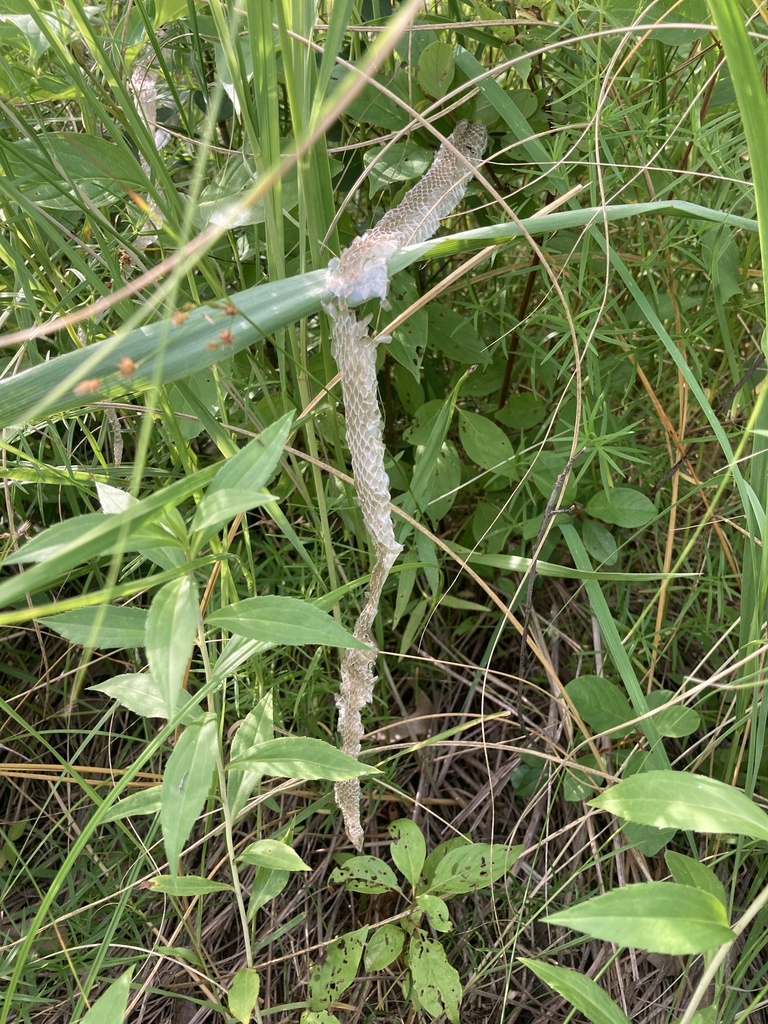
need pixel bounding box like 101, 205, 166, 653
161, 715, 218, 874
330, 855, 400, 894
365, 924, 405, 971
408, 932, 461, 1023
389, 818, 426, 887
307, 926, 368, 1011
428, 843, 521, 896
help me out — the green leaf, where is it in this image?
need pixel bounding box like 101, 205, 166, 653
207, 595, 367, 649
585, 487, 656, 528
646, 691, 700, 738
191, 414, 293, 538
565, 676, 634, 738
227, 693, 274, 818
228, 968, 260, 1024
519, 959, 630, 1024
300, 1013, 340, 1024
363, 140, 431, 194
581, 519, 618, 566
417, 41, 455, 99
239, 839, 310, 872
247, 866, 290, 920
149, 876, 233, 896
89, 676, 201, 723
621, 821, 676, 857
364, 923, 405, 971
416, 894, 452, 933
428, 843, 521, 895
665, 852, 727, 909
227, 736, 379, 782
330, 855, 400, 895
76, 968, 133, 1024
389, 818, 426, 887
39, 606, 148, 649
100, 787, 162, 824
8, 134, 145, 210
307, 926, 368, 1011
458, 410, 515, 476
407, 932, 461, 1023
544, 883, 733, 954
428, 305, 489, 366
161, 715, 218, 874
146, 576, 199, 720
589, 770, 768, 841
495, 392, 547, 430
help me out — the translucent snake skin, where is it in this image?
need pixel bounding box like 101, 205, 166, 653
323, 121, 488, 849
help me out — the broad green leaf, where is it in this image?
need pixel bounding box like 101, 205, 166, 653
496, 392, 547, 430
89, 675, 202, 722
621, 821, 676, 857
149, 876, 233, 896
101, 787, 162, 823
146, 576, 199, 720
337, 69, 411, 129
239, 839, 310, 872
519, 959, 630, 1024
363, 140, 431, 194
228, 968, 260, 1024
458, 410, 515, 475
227, 693, 274, 818
422, 836, 473, 887
428, 305, 489, 366
207, 595, 366, 649
191, 414, 293, 537
76, 968, 133, 1024
665, 852, 727, 909
329, 855, 400, 895
40, 606, 148, 649
565, 676, 634, 738
364, 923, 405, 971
300, 1013, 340, 1024
227, 736, 379, 781
247, 867, 289, 920
4, 514, 110, 564
585, 488, 656, 528
161, 715, 218, 874
416, 894, 452, 933
389, 818, 426, 887
428, 843, 521, 895
8, 134, 145, 210
646, 691, 700, 738
545, 883, 733, 954
581, 519, 618, 566
418, 40, 455, 99
194, 157, 299, 230
307, 925, 368, 1011
407, 932, 461, 1023
590, 770, 768, 841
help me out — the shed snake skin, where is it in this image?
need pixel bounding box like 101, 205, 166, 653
323, 120, 488, 848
